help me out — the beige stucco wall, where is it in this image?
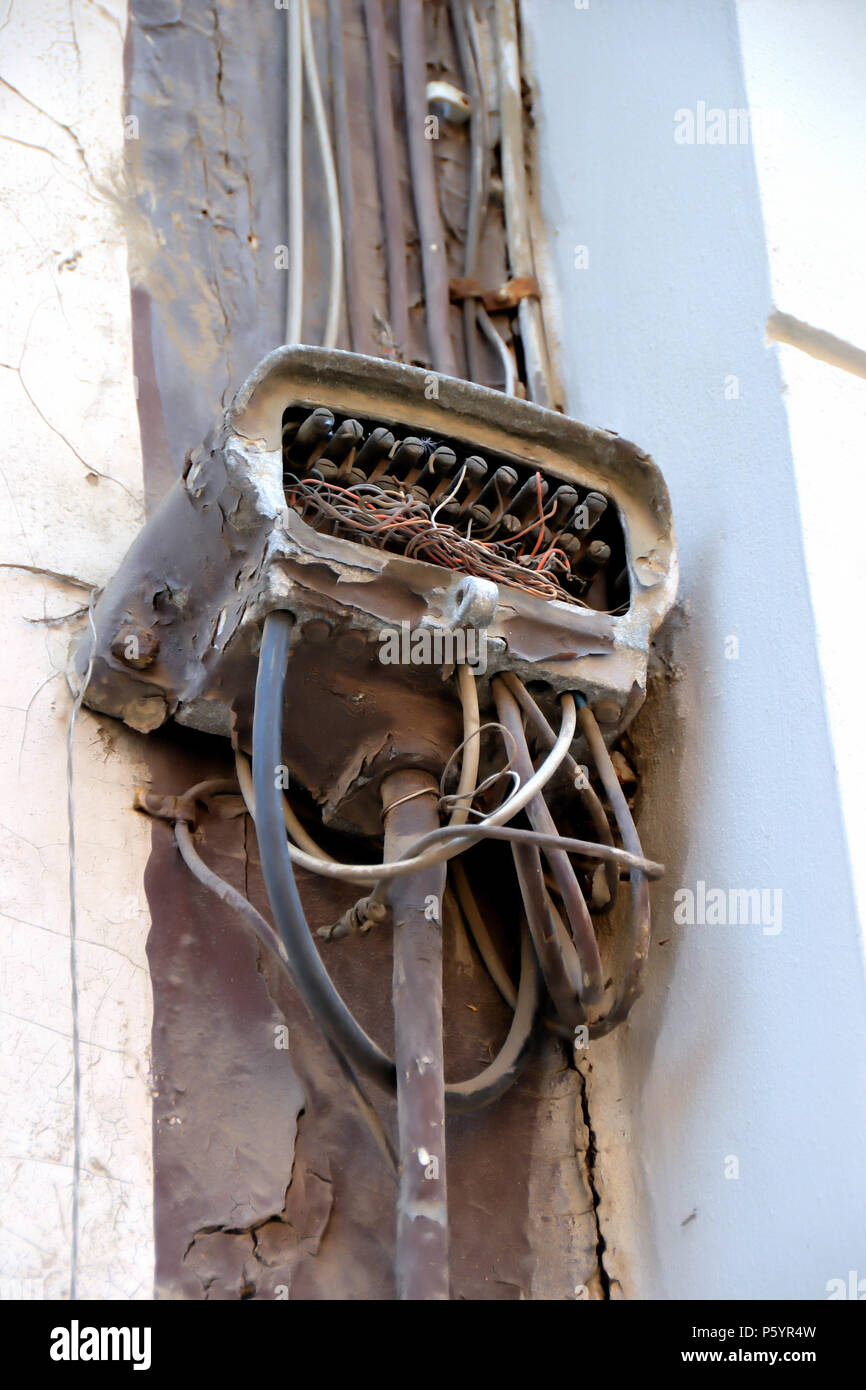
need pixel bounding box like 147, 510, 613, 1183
0, 0, 154, 1299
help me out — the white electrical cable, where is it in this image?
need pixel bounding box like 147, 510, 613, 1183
286, 2, 304, 345
430, 463, 468, 526
237, 691, 577, 886
235, 749, 336, 863
493, 0, 554, 408
449, 661, 481, 827
361, 659, 482, 910
301, 0, 344, 349
476, 304, 517, 395
237, 662, 478, 882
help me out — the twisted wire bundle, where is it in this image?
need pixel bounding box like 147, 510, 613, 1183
285, 474, 588, 607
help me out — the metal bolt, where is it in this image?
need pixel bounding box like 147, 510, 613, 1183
111, 624, 159, 670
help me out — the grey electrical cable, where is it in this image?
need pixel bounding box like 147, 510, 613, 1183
477, 304, 517, 394
494, 678, 603, 1006
497, 681, 604, 1001
445, 910, 541, 1113
286, 2, 304, 345
450, 661, 481, 827
251, 611, 545, 1109
301, 0, 343, 349
450, 0, 517, 394
401, 821, 662, 878
500, 671, 619, 909
576, 698, 653, 1036
328, 0, 364, 354
237, 691, 578, 884
235, 743, 661, 885
493, 0, 554, 407
364, 0, 411, 360
176, 819, 288, 965
400, 0, 459, 376
510, 824, 585, 1030
451, 861, 517, 1009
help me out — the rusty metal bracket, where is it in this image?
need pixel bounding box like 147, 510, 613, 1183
450, 274, 541, 313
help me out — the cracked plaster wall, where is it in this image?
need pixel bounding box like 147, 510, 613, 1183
0, 0, 154, 1299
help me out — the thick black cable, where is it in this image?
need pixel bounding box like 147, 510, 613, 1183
252, 610, 395, 1091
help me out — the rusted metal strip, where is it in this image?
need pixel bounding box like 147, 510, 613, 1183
450, 275, 542, 313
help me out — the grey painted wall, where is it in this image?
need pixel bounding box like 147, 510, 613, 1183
525, 0, 866, 1299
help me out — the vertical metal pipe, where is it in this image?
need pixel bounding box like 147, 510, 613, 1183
381, 769, 449, 1300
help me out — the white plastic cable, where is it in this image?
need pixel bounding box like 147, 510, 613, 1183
235, 749, 336, 863
476, 304, 517, 395
449, 661, 481, 827
285, 3, 304, 345
301, 0, 344, 349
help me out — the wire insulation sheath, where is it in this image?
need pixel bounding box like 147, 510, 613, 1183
445, 909, 540, 1112
235, 749, 336, 863
328, 0, 365, 353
